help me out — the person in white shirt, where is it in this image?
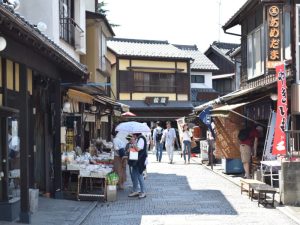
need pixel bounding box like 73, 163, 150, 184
161, 121, 176, 164
181, 123, 192, 164
112, 131, 127, 190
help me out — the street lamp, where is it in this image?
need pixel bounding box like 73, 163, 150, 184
0, 36, 7, 51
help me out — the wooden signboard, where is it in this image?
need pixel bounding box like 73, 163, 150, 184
214, 112, 243, 159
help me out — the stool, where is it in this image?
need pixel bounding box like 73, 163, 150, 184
251, 184, 277, 207
240, 178, 264, 197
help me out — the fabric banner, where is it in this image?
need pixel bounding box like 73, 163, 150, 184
199, 107, 215, 138
272, 64, 287, 155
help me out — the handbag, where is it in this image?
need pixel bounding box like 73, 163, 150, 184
129, 148, 138, 160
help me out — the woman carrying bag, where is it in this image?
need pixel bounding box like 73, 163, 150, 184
181, 123, 192, 164
128, 133, 147, 199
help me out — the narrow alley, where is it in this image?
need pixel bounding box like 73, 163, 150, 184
81, 153, 297, 225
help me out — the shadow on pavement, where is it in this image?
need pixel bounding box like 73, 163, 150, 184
87, 172, 238, 225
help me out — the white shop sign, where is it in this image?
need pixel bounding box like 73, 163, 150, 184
83, 113, 96, 122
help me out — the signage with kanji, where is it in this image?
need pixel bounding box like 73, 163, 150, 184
272, 64, 287, 155
267, 5, 281, 69
145, 97, 169, 105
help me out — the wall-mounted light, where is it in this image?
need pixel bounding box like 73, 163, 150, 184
89, 105, 98, 113
0, 36, 7, 51
37, 22, 47, 32
63, 101, 71, 113
270, 93, 278, 101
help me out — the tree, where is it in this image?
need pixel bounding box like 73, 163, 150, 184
96, 1, 120, 27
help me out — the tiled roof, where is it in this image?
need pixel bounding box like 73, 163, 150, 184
206, 41, 240, 63
107, 38, 191, 59
175, 44, 218, 71
0, 3, 88, 76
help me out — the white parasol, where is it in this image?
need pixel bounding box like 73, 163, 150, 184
115, 121, 151, 133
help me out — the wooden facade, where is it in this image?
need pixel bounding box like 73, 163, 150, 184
0, 4, 88, 223
108, 52, 193, 121
205, 42, 239, 96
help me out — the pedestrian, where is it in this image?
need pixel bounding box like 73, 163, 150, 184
181, 123, 192, 164
152, 121, 163, 162
161, 121, 176, 164
128, 133, 147, 199
238, 125, 258, 179
112, 130, 127, 190
142, 122, 151, 151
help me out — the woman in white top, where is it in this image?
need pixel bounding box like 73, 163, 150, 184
181, 123, 192, 164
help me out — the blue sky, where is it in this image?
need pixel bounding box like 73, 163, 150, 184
106, 0, 247, 52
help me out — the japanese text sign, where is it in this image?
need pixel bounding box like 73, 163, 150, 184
145, 96, 169, 105
267, 5, 281, 69
272, 64, 287, 155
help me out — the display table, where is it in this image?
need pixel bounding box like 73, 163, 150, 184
260, 160, 281, 187
77, 174, 106, 201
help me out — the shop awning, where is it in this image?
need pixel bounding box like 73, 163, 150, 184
66, 88, 129, 112
67, 89, 94, 104
211, 102, 266, 127
210, 102, 249, 117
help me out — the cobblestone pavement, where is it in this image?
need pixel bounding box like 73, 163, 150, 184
82, 152, 298, 225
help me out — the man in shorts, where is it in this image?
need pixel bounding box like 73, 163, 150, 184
239, 126, 258, 179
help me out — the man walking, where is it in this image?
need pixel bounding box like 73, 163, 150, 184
162, 121, 176, 164
152, 121, 163, 162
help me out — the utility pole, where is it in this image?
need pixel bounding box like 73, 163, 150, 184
218, 0, 221, 42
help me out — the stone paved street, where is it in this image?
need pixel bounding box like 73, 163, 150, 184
82, 153, 298, 225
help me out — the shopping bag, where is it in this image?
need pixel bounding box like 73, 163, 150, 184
129, 148, 138, 160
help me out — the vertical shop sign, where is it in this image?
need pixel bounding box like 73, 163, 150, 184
272, 64, 287, 155
267, 5, 281, 69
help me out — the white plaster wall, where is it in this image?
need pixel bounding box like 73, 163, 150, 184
190, 71, 213, 89
74, 0, 86, 54
17, 0, 54, 40
17, 0, 86, 62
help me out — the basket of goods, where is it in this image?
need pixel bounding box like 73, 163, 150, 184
106, 172, 119, 185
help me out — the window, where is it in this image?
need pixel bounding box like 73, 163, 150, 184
59, 0, 75, 46
247, 26, 264, 79
100, 33, 107, 71
191, 75, 205, 83
133, 72, 176, 92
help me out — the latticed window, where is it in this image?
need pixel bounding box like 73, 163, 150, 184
59, 0, 75, 46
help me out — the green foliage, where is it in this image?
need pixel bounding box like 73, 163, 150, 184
96, 1, 120, 28
96, 1, 108, 16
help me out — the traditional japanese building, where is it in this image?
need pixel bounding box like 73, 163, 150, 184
107, 38, 194, 124
0, 3, 88, 222
173, 45, 219, 107
205, 41, 240, 96
195, 0, 300, 205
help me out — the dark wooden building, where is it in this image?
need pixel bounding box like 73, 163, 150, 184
205, 41, 240, 96
0, 4, 88, 223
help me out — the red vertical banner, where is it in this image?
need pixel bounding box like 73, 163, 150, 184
272, 64, 287, 155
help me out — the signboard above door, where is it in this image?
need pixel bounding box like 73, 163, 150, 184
144, 97, 169, 105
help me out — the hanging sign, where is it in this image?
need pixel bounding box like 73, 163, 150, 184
266, 5, 282, 69
272, 64, 287, 155
145, 97, 169, 105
